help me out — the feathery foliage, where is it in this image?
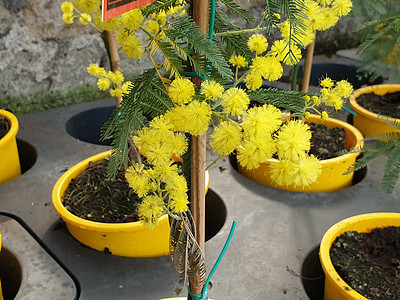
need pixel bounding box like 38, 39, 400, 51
167, 15, 234, 81
347, 116, 400, 194
101, 69, 173, 177
352, 0, 400, 82
246, 87, 307, 113
214, 9, 253, 60
219, 0, 255, 25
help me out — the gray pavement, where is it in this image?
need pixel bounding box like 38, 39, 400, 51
0, 84, 399, 299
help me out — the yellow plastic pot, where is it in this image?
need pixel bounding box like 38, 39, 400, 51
238, 115, 364, 192
52, 150, 209, 257
0, 109, 20, 184
0, 232, 2, 300
319, 212, 400, 300
350, 84, 400, 136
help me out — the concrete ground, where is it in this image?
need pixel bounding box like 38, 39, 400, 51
1, 58, 399, 299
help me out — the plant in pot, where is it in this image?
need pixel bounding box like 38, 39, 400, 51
54, 0, 355, 298
0, 109, 20, 184
347, 2, 400, 135
320, 212, 400, 299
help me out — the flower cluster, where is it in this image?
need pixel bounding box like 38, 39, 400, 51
228, 0, 353, 90
61, 0, 354, 226
87, 64, 132, 97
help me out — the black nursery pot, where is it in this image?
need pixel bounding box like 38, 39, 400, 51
65, 105, 115, 146
297, 63, 383, 89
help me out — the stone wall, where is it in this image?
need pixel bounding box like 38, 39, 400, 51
0, 0, 152, 96
0, 0, 356, 96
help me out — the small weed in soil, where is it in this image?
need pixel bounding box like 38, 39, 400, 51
357, 92, 400, 119
308, 123, 347, 160
0, 116, 9, 139
63, 159, 140, 223
330, 227, 400, 299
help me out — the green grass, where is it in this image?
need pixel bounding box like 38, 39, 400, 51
0, 85, 109, 115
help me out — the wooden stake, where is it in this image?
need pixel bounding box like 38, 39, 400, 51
189, 0, 209, 298
301, 31, 316, 93
106, 31, 122, 107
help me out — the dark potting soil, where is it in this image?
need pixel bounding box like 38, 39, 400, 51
308, 122, 347, 160
330, 227, 400, 299
357, 91, 400, 119
63, 159, 141, 223
0, 116, 9, 139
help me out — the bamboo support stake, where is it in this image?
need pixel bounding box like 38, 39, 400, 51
301, 31, 316, 93
190, 0, 209, 298
106, 31, 122, 107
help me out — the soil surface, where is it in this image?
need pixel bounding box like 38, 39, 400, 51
308, 122, 347, 160
63, 159, 140, 223
0, 117, 9, 139
357, 91, 400, 119
330, 227, 400, 299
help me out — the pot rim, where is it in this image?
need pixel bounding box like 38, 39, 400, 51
350, 84, 400, 122
0, 109, 19, 149
319, 212, 400, 299
266, 114, 363, 164
52, 150, 210, 232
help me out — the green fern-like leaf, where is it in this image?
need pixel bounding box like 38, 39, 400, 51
246, 87, 306, 113
167, 16, 233, 81
381, 142, 400, 194
260, 0, 282, 34
157, 41, 186, 78
218, 0, 255, 25
214, 9, 252, 60
101, 69, 173, 177
345, 141, 394, 174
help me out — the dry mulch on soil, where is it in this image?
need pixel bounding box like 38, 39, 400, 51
330, 227, 400, 299
63, 158, 140, 223
357, 91, 400, 119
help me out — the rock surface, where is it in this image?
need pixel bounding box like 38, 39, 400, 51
0, 0, 152, 96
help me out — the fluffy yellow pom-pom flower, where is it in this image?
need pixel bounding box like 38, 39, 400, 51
138, 195, 165, 227
245, 70, 263, 90
269, 159, 294, 186
74, 0, 99, 14
229, 55, 248, 68
79, 13, 92, 25
119, 35, 144, 59
221, 88, 250, 116
97, 78, 111, 91
289, 154, 322, 187
62, 13, 74, 24
201, 80, 224, 100
334, 80, 353, 98
210, 121, 242, 156
332, 0, 353, 17
184, 101, 212, 135
121, 9, 144, 31
242, 104, 282, 138
248, 34, 268, 55
275, 120, 311, 160
237, 134, 276, 170
320, 77, 334, 88
169, 78, 195, 104
165, 173, 188, 202
125, 164, 154, 198
61, 2, 74, 14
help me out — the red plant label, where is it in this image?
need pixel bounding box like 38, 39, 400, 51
102, 0, 156, 21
